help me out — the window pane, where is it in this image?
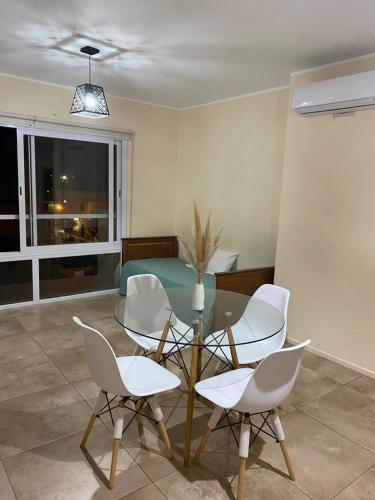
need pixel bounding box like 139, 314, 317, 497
0, 126, 18, 215
0, 126, 20, 252
0, 261, 32, 304
0, 220, 20, 252
29, 136, 109, 246
37, 217, 109, 245
35, 136, 109, 215
39, 253, 120, 299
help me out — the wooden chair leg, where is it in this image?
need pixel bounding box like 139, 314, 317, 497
193, 406, 223, 463
237, 457, 247, 500
158, 419, 174, 458
80, 414, 96, 449
81, 390, 107, 448
148, 397, 174, 459
192, 427, 212, 463
108, 438, 121, 489
176, 351, 190, 385
279, 440, 295, 481
270, 409, 295, 481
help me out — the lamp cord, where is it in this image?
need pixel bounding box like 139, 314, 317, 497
88, 54, 91, 84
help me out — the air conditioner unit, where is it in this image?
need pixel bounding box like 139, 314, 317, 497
293, 70, 375, 116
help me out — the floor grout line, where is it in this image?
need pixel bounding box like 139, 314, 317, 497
298, 407, 375, 457
330, 462, 375, 499
1, 457, 18, 500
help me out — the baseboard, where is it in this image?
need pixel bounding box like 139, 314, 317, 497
287, 336, 375, 380
0, 288, 120, 311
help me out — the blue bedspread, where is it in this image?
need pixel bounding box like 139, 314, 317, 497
119, 257, 216, 295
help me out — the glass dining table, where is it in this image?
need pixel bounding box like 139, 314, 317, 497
114, 286, 284, 465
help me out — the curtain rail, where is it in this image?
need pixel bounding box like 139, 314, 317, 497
0, 110, 134, 139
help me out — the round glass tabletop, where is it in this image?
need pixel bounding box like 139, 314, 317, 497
114, 287, 284, 347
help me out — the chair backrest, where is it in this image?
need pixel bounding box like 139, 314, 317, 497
127, 274, 164, 296
251, 284, 290, 352
126, 274, 174, 332
234, 340, 310, 413
73, 316, 127, 396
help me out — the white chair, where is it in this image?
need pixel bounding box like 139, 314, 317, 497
205, 284, 290, 368
73, 316, 181, 489
193, 340, 310, 500
125, 274, 192, 359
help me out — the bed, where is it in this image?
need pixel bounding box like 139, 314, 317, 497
120, 236, 275, 296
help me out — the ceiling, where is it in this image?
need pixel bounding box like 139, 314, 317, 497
1, 0, 375, 108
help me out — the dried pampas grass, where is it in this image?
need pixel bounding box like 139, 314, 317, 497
179, 203, 223, 283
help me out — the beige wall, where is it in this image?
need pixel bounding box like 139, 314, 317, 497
176, 88, 289, 269
276, 55, 375, 376
0, 74, 179, 236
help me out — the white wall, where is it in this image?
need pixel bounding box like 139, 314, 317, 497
276, 55, 375, 377
176, 88, 289, 269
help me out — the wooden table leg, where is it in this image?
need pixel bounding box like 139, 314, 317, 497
183, 329, 200, 466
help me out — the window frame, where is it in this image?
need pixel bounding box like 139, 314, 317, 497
0, 121, 127, 305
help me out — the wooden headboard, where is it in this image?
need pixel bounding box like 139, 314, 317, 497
121, 235, 275, 296
122, 236, 178, 265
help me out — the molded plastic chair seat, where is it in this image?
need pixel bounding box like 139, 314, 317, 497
117, 356, 180, 397
195, 368, 253, 409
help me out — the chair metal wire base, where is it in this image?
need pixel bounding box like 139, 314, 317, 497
95, 394, 157, 437
213, 410, 278, 449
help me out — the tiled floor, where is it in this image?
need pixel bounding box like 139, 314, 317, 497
0, 294, 374, 500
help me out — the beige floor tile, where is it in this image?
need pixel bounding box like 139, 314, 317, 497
64, 296, 115, 322
155, 467, 234, 500
0, 353, 67, 403
198, 446, 310, 500
0, 312, 27, 337
256, 410, 375, 500
301, 385, 375, 453
46, 343, 125, 383
0, 384, 92, 458
120, 483, 166, 500
13, 303, 72, 331
72, 376, 101, 405
0, 461, 16, 500
46, 346, 91, 382
302, 351, 361, 384
111, 334, 140, 355
90, 316, 127, 338
117, 402, 232, 482
0, 333, 42, 363
347, 375, 375, 401
3, 424, 151, 500
29, 322, 84, 351
286, 365, 340, 408
334, 465, 375, 499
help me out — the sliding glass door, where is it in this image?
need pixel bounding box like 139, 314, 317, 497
0, 126, 20, 252
0, 124, 125, 305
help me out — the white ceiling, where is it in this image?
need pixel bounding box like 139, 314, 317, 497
1, 0, 375, 108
